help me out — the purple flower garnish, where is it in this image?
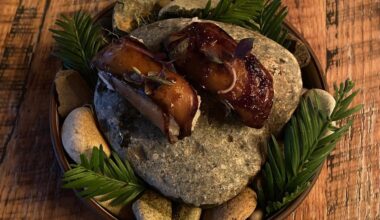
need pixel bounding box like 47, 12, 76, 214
234, 38, 254, 59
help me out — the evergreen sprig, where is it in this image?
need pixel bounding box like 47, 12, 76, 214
203, 0, 263, 28
257, 79, 363, 215
202, 0, 288, 45
256, 0, 288, 45
63, 146, 145, 206
50, 11, 106, 89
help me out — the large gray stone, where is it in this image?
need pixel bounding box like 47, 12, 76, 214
94, 18, 302, 206
94, 83, 138, 159
95, 84, 266, 206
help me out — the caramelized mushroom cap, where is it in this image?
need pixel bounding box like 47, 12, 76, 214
93, 37, 200, 142
166, 22, 274, 128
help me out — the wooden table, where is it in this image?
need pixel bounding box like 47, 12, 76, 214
0, 0, 378, 219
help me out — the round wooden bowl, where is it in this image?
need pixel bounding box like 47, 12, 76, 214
50, 3, 326, 220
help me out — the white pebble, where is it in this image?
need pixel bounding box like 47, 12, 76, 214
305, 89, 336, 117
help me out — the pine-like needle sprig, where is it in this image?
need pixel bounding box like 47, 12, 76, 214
203, 0, 264, 28
257, 79, 363, 215
202, 0, 289, 45
63, 146, 145, 206
256, 0, 288, 45
50, 11, 106, 89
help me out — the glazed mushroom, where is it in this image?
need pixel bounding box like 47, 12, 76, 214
166, 22, 274, 128
93, 37, 200, 143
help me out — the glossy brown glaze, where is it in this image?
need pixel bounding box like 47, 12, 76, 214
93, 37, 200, 141
166, 22, 274, 128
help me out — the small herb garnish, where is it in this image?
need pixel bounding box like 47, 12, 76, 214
235, 38, 254, 59
131, 66, 175, 86
256, 79, 363, 215
132, 66, 143, 75
63, 146, 145, 206
50, 11, 106, 89
146, 73, 175, 86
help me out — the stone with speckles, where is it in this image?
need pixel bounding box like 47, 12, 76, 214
94, 18, 302, 206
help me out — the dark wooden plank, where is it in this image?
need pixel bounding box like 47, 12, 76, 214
284, 0, 380, 219
0, 0, 111, 219
324, 0, 380, 219
0, 0, 41, 165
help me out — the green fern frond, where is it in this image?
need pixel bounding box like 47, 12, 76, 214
257, 79, 362, 215
50, 11, 106, 89
63, 146, 145, 206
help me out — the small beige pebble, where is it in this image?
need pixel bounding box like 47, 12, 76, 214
113, 0, 157, 32
202, 187, 257, 220
174, 204, 202, 220
305, 89, 336, 136
305, 89, 336, 116
54, 70, 92, 117
132, 190, 172, 220
61, 107, 111, 163
249, 209, 264, 220
94, 196, 134, 219
286, 33, 311, 68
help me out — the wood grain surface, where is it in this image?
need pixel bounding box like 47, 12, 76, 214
0, 0, 378, 219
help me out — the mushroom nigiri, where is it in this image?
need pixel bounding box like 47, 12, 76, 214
93, 37, 200, 143
166, 22, 274, 128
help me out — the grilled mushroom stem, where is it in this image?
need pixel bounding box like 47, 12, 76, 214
93, 37, 200, 143
166, 22, 274, 128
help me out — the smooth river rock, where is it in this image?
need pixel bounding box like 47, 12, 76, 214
173, 204, 202, 220
132, 190, 172, 220
94, 18, 302, 206
113, 0, 158, 32
202, 187, 257, 220
54, 70, 92, 117
305, 89, 336, 116
95, 83, 267, 206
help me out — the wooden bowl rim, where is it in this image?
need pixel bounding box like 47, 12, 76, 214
49, 3, 327, 220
